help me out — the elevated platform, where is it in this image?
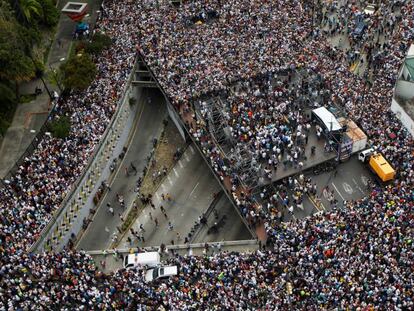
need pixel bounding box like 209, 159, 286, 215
259, 127, 337, 186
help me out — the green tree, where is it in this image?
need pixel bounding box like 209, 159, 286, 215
0, 17, 36, 97
16, 0, 42, 24
61, 53, 97, 91
84, 32, 112, 55
49, 115, 71, 139
0, 1, 15, 21
39, 0, 59, 27
0, 82, 17, 111
47, 66, 63, 91
0, 82, 17, 135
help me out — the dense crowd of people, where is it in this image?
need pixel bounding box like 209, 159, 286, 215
1, 0, 414, 309
137, 0, 313, 101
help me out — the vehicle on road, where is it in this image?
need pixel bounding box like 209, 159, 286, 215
145, 265, 178, 282
358, 148, 395, 182
364, 4, 377, 15
124, 251, 160, 270
352, 14, 368, 39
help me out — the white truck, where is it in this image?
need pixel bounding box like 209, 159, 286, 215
123, 252, 160, 270
338, 119, 367, 161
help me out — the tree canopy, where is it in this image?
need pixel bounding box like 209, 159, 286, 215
10, 0, 59, 27
0, 17, 35, 83
18, 0, 42, 24
84, 32, 113, 55
49, 115, 71, 138
61, 53, 97, 91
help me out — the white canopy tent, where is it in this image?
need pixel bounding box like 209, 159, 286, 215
312, 107, 342, 132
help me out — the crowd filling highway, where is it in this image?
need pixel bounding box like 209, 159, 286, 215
1, 0, 413, 309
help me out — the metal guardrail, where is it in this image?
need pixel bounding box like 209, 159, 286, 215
28, 59, 138, 252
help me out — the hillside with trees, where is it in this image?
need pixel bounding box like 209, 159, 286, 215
0, 0, 58, 136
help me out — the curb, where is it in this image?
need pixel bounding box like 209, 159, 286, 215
74, 96, 144, 248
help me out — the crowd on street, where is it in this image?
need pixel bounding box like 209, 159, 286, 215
1, 0, 414, 309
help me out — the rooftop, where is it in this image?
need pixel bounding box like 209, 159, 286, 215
61, 2, 88, 14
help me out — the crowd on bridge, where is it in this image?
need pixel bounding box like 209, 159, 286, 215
1, 0, 414, 309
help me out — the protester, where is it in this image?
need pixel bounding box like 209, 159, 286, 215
0, 0, 413, 309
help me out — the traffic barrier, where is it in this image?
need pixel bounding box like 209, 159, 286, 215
28, 61, 138, 253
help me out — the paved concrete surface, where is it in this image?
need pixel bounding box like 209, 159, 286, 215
191, 192, 252, 243
0, 98, 50, 178
88, 240, 259, 273
76, 90, 167, 251
116, 144, 252, 250
281, 155, 371, 222
305, 155, 371, 211
262, 125, 337, 185
0, 0, 102, 178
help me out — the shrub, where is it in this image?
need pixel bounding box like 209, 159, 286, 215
40, 0, 59, 27
49, 115, 71, 138
0, 83, 17, 135
129, 97, 136, 106
61, 53, 97, 91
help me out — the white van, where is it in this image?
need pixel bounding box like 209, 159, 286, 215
123, 252, 160, 270
145, 265, 178, 282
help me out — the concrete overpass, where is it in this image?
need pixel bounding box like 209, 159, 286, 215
87, 239, 259, 272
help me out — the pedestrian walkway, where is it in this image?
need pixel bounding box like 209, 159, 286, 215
0, 0, 102, 178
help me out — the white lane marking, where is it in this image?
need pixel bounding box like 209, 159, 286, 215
155, 193, 160, 200
352, 178, 365, 195
189, 182, 199, 197
331, 182, 345, 200
173, 168, 179, 177
361, 175, 369, 186
167, 176, 173, 184
342, 182, 353, 194
189, 145, 195, 154
181, 213, 184, 217
184, 152, 190, 162
179, 160, 184, 168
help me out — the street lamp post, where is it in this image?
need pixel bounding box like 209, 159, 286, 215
35, 68, 53, 100
48, 57, 66, 93
49, 66, 63, 92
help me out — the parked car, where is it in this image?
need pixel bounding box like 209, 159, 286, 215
123, 252, 160, 270
145, 265, 178, 282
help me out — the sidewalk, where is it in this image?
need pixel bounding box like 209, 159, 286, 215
0, 0, 102, 178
